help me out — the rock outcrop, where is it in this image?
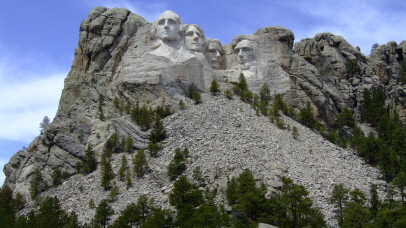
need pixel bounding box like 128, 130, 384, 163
3, 6, 406, 227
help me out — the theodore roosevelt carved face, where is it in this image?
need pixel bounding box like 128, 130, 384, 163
205, 39, 224, 69
234, 39, 255, 70
184, 24, 205, 52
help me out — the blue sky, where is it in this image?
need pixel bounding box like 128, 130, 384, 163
1, 0, 405, 186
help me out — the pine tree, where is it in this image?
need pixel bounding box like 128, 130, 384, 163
51, 168, 62, 186
133, 150, 149, 178
329, 183, 350, 227
83, 145, 97, 174
210, 80, 220, 95
109, 184, 119, 202
94, 199, 114, 228
299, 102, 317, 129
29, 168, 45, 199
179, 100, 186, 110
125, 170, 132, 189
118, 154, 127, 181
169, 175, 204, 211
101, 155, 114, 190
167, 148, 187, 181
292, 126, 299, 139
224, 89, 233, 99
124, 136, 134, 153
149, 116, 167, 144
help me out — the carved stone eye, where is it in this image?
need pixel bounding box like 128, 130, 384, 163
158, 19, 165, 25
168, 19, 176, 25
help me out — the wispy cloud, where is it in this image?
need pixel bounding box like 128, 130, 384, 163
83, 0, 168, 22
284, 0, 406, 54
0, 44, 66, 143
0, 159, 6, 186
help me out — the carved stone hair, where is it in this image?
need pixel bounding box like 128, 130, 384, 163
205, 38, 224, 54
182, 24, 205, 39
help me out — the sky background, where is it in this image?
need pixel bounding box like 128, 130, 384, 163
1, 0, 405, 186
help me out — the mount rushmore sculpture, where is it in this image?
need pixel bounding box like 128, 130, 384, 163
60, 7, 405, 127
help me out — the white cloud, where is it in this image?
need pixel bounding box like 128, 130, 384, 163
83, 0, 167, 22
0, 159, 6, 187
0, 45, 66, 143
287, 0, 406, 54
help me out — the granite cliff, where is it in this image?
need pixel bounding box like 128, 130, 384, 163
3, 7, 405, 226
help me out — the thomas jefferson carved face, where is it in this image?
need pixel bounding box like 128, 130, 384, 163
205, 40, 223, 69
156, 11, 182, 43
234, 40, 255, 68
184, 25, 205, 52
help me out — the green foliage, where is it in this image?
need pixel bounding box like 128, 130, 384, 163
275, 117, 285, 129
113, 96, 120, 109
118, 154, 127, 181
94, 199, 114, 228
299, 102, 317, 129
0, 185, 18, 228
292, 126, 299, 139
167, 148, 188, 181
192, 166, 204, 187
82, 145, 97, 174
187, 84, 202, 104
393, 171, 406, 202
179, 99, 186, 110
105, 132, 123, 154
342, 189, 370, 228
329, 183, 350, 227
169, 175, 204, 211
89, 199, 95, 209
361, 88, 386, 125
269, 177, 326, 228
124, 136, 134, 153
29, 168, 46, 199
101, 155, 114, 190
131, 103, 153, 130
112, 195, 174, 228
51, 168, 63, 186
125, 170, 132, 189
336, 108, 356, 129
346, 59, 361, 77
371, 43, 379, 52
99, 94, 105, 121
133, 150, 149, 178
210, 80, 220, 95
233, 73, 253, 103
155, 105, 172, 119
226, 169, 269, 226
109, 184, 120, 202
399, 60, 406, 84
369, 184, 381, 219
149, 116, 167, 144
147, 142, 161, 158
224, 89, 233, 99
16, 196, 80, 228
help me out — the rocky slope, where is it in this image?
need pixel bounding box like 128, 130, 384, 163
18, 91, 384, 226
2, 6, 405, 227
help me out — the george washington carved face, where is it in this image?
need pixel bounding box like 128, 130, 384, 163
155, 10, 182, 43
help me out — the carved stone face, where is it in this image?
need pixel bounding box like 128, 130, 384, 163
156, 11, 181, 42
185, 26, 205, 52
234, 40, 255, 68
205, 42, 223, 69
